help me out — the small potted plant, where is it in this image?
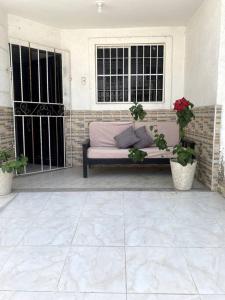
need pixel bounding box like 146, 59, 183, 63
0, 149, 27, 196
152, 98, 196, 190
170, 98, 196, 190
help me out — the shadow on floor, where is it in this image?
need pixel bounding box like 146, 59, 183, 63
13, 165, 207, 192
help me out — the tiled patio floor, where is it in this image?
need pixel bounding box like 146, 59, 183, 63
0, 191, 225, 299
12, 166, 206, 191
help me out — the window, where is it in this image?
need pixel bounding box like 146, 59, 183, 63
97, 47, 129, 102
96, 44, 164, 103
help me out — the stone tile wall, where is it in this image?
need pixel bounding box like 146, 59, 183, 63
185, 105, 222, 191
0, 106, 14, 150
64, 112, 73, 167
218, 181, 225, 197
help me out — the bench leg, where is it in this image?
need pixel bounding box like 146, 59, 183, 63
82, 144, 89, 178
83, 160, 88, 178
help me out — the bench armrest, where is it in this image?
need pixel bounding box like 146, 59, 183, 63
82, 139, 90, 150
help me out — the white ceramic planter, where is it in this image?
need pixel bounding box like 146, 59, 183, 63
170, 159, 197, 191
0, 169, 13, 196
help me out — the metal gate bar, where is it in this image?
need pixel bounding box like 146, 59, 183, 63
13, 115, 70, 175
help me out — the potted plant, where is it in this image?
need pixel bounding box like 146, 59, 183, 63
152, 98, 196, 190
0, 149, 27, 196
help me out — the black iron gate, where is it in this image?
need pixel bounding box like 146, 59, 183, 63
9, 43, 71, 174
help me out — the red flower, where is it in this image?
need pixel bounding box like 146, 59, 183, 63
174, 97, 190, 112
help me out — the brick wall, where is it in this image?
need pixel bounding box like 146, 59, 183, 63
218, 181, 225, 197
0, 106, 14, 150
185, 105, 222, 190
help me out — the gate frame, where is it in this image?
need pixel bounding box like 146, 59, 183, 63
9, 38, 72, 175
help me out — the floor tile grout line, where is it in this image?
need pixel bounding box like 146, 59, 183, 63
69, 192, 89, 246
56, 192, 89, 290
122, 191, 128, 300
3, 244, 225, 249
13, 188, 208, 192
215, 217, 225, 235
1, 290, 225, 296
0, 193, 18, 213
0, 289, 128, 294
0, 246, 18, 276
55, 246, 71, 292
180, 248, 200, 296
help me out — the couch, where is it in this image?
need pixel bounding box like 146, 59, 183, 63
82, 121, 193, 178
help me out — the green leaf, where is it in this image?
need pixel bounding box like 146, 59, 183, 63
128, 148, 147, 163
150, 127, 170, 151
129, 101, 147, 121
0, 148, 28, 173
173, 145, 196, 166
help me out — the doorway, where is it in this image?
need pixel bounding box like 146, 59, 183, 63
9, 42, 71, 174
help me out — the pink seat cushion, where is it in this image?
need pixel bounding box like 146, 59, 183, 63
88, 146, 175, 159
157, 122, 179, 147
89, 122, 133, 147
135, 121, 179, 147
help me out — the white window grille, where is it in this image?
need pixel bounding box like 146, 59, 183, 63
96, 44, 164, 103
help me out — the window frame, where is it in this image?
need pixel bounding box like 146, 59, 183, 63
89, 36, 173, 110
95, 44, 165, 104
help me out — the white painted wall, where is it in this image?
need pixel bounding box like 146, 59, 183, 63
0, 6, 10, 107
185, 0, 225, 178
61, 27, 186, 110
217, 0, 225, 172
8, 14, 62, 49
184, 0, 222, 106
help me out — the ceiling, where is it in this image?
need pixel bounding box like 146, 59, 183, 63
0, 0, 204, 29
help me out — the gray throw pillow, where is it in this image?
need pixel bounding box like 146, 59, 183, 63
114, 126, 140, 149
133, 126, 154, 149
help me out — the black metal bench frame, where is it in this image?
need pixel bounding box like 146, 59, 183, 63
82, 139, 195, 178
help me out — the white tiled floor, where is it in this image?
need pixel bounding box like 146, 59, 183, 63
13, 166, 205, 191
0, 191, 225, 299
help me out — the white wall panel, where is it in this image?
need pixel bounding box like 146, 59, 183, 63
217, 0, 225, 167
61, 27, 185, 110
8, 15, 62, 49
0, 7, 10, 107
185, 0, 222, 106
